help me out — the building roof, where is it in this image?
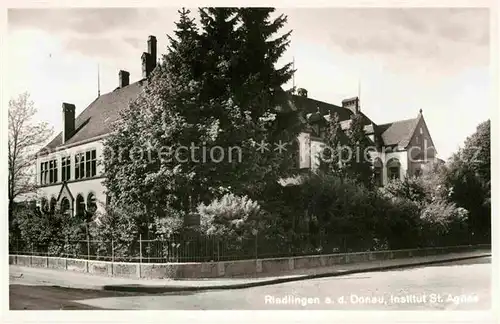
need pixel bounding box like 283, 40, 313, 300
291, 95, 353, 121
40, 79, 425, 153
42, 89, 355, 153
376, 115, 421, 148
42, 80, 146, 151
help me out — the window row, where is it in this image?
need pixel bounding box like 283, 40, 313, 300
40, 160, 58, 185
40, 149, 97, 185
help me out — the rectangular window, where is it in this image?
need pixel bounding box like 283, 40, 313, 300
79, 153, 85, 178
85, 151, 91, 178
49, 160, 53, 183
40, 162, 46, 185
54, 160, 58, 183
74, 149, 97, 180
61, 156, 71, 181
75, 155, 79, 180
45, 162, 48, 184
41, 160, 57, 185
91, 149, 97, 177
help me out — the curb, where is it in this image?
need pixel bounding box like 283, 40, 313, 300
100, 253, 491, 293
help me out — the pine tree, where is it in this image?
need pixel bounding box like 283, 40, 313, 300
232, 8, 301, 197
345, 112, 373, 188
234, 8, 294, 116
194, 7, 301, 200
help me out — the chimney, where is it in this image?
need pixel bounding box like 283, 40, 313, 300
142, 52, 151, 78
119, 70, 130, 88
297, 88, 308, 97
147, 35, 157, 69
141, 35, 157, 79
342, 96, 360, 114
62, 103, 76, 143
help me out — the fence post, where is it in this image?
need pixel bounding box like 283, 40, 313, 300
139, 234, 143, 264
111, 238, 114, 263
138, 234, 142, 279
30, 242, 33, 266
216, 238, 220, 262
252, 229, 258, 261
87, 233, 90, 261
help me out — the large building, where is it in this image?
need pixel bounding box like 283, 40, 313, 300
35, 35, 439, 217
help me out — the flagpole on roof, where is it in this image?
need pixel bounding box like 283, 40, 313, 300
358, 78, 361, 102
357, 77, 361, 111
97, 63, 101, 97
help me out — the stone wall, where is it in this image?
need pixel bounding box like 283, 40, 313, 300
9, 244, 489, 280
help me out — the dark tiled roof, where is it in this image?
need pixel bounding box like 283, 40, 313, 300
377, 116, 421, 148
43, 81, 146, 150
291, 95, 353, 121
42, 81, 421, 153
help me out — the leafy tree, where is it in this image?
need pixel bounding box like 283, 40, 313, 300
8, 92, 53, 215
344, 112, 373, 188
103, 8, 204, 234
104, 7, 300, 239
442, 120, 490, 242
318, 111, 348, 176
461, 120, 490, 187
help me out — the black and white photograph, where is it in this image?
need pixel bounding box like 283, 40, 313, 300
2, 2, 496, 323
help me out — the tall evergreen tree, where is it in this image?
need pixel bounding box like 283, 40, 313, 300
233, 8, 301, 197
195, 7, 301, 200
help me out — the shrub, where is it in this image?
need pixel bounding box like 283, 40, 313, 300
283, 173, 384, 252
89, 202, 145, 260
382, 196, 422, 249
382, 176, 427, 203
420, 199, 469, 246
11, 205, 86, 256
198, 193, 263, 239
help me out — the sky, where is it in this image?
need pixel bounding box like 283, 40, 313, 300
7, 7, 491, 160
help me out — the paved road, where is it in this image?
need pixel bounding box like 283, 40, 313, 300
10, 257, 491, 310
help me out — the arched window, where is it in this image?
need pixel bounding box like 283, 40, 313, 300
373, 157, 383, 187
75, 194, 85, 218
387, 158, 401, 180
49, 197, 57, 214
60, 198, 71, 216
87, 193, 97, 216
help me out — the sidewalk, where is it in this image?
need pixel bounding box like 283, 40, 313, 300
9, 249, 490, 293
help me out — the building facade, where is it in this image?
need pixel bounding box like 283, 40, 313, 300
35, 35, 440, 216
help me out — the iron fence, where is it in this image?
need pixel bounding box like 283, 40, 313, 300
9, 233, 369, 263
9, 233, 481, 263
